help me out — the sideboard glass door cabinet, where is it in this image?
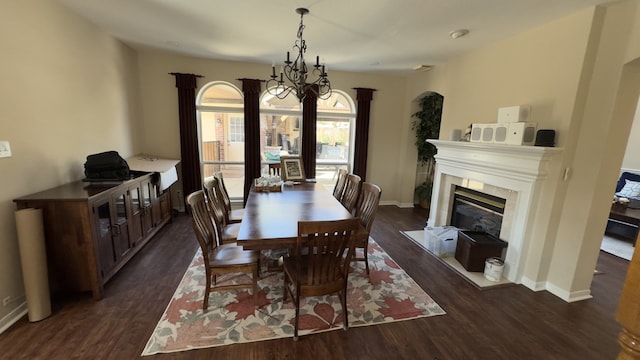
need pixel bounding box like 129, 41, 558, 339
14, 171, 172, 300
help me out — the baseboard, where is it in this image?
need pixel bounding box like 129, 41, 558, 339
545, 282, 593, 302
0, 302, 27, 335
519, 277, 592, 302
397, 202, 417, 208
520, 276, 547, 292
378, 200, 416, 208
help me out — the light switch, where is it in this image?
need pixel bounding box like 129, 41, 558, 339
0, 141, 12, 158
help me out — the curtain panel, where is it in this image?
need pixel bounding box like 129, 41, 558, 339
353, 88, 376, 181
170, 72, 203, 202
239, 78, 263, 204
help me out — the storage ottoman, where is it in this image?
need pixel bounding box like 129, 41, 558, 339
455, 231, 508, 272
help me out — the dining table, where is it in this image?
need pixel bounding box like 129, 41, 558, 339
236, 181, 354, 250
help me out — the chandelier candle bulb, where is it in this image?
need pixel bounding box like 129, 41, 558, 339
266, 7, 332, 102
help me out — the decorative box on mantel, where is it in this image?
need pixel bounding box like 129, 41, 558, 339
426, 140, 563, 288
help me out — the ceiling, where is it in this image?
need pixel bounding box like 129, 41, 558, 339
57, 0, 614, 74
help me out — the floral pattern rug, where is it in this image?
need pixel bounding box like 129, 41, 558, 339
142, 238, 445, 355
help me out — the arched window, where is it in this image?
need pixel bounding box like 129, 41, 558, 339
196, 81, 244, 200
259, 89, 355, 190
315, 91, 355, 188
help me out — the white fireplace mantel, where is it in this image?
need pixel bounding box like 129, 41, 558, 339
427, 140, 563, 287
429, 140, 563, 181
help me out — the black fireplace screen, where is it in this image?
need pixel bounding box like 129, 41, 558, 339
450, 186, 506, 239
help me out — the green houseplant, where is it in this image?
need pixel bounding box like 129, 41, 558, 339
414, 181, 433, 209
411, 93, 443, 208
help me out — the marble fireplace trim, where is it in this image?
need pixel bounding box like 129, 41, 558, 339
427, 140, 563, 285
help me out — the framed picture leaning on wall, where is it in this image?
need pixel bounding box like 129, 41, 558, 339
280, 156, 306, 181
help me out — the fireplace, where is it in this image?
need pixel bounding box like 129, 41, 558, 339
427, 140, 563, 288
450, 186, 506, 239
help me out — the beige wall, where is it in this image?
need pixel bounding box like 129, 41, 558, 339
547, 1, 640, 298
134, 50, 411, 207
620, 0, 640, 172
0, 1, 142, 323
407, 0, 640, 300
621, 99, 640, 171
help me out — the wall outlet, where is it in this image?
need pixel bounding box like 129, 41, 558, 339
0, 141, 12, 158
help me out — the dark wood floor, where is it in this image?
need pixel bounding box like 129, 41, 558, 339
0, 205, 628, 359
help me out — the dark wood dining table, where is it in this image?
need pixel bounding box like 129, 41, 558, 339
236, 182, 354, 250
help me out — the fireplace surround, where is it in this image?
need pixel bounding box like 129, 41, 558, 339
427, 140, 563, 288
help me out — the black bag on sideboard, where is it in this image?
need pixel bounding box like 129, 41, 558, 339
84, 151, 131, 180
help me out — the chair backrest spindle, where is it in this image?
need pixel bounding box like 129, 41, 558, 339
340, 174, 362, 213
355, 182, 382, 233
333, 168, 348, 200
186, 190, 219, 257
297, 219, 359, 286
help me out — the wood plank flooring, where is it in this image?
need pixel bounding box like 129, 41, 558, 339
0, 205, 627, 359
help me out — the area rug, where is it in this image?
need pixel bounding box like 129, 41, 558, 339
142, 238, 445, 355
601, 235, 634, 260
400, 230, 513, 289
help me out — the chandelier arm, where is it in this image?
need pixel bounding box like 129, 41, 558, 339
266, 7, 331, 103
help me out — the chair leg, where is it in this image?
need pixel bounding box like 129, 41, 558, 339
283, 273, 289, 302
294, 291, 300, 341
253, 264, 259, 309
203, 272, 212, 311
339, 288, 348, 330
363, 243, 370, 275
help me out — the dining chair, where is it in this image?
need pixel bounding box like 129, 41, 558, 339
351, 182, 382, 275
332, 168, 348, 201
186, 190, 260, 310
203, 177, 240, 244
340, 174, 362, 213
213, 171, 244, 224
282, 218, 360, 341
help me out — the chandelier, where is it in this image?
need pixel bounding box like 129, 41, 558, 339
267, 8, 331, 102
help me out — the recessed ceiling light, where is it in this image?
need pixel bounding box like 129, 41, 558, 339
449, 29, 469, 39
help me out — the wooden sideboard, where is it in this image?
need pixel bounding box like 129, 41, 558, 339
14, 172, 172, 300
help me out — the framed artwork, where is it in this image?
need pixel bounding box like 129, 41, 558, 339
280, 156, 306, 181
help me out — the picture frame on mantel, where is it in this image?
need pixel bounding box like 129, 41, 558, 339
280, 156, 306, 181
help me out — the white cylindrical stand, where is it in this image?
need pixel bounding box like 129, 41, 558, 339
15, 208, 52, 322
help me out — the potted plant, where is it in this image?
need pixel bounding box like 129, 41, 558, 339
415, 181, 433, 209
411, 93, 443, 165
411, 93, 443, 208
